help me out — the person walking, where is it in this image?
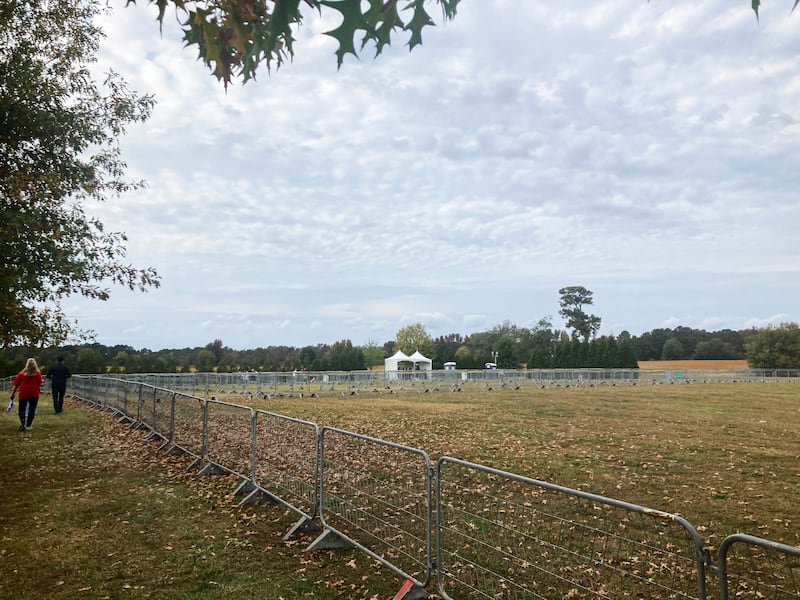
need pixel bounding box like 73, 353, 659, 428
47, 355, 72, 414
11, 358, 45, 431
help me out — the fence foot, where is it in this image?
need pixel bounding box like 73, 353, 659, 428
392, 579, 427, 600
232, 479, 256, 497
159, 442, 186, 456
283, 516, 321, 541
197, 462, 227, 476
186, 457, 204, 471
239, 487, 278, 506
144, 430, 164, 442
305, 528, 354, 551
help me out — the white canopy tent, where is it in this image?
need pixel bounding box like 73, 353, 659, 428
384, 350, 433, 376
408, 351, 432, 370
384, 350, 411, 372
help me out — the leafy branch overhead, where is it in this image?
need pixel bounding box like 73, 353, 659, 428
136, 1, 798, 88
130, 0, 460, 87
752, 0, 800, 20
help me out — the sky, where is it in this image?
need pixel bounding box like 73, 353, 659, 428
68, 1, 800, 351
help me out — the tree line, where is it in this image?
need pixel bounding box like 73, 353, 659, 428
2, 322, 798, 377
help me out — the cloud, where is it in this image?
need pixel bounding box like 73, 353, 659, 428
64, 1, 800, 350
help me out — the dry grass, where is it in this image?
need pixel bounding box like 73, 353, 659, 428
2, 381, 798, 599
248, 381, 800, 550
0, 402, 402, 600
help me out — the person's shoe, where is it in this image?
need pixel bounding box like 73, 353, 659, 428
25, 425, 32, 430
19, 425, 25, 432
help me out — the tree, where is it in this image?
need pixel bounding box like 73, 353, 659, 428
133, 1, 792, 88
195, 349, 216, 372
361, 339, 385, 368
454, 345, 472, 368
325, 339, 364, 371
134, 0, 461, 88
206, 339, 225, 363
693, 338, 740, 360
75, 346, 105, 374
661, 337, 685, 360
0, 0, 159, 348
744, 323, 800, 369
753, 1, 800, 20
558, 286, 601, 342
394, 323, 435, 358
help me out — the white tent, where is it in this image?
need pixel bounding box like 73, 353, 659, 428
384, 350, 433, 376
408, 350, 432, 371
384, 350, 411, 372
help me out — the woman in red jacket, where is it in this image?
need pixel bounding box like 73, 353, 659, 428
11, 358, 45, 431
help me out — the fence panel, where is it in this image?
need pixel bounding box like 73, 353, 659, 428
144, 387, 174, 441
718, 534, 800, 600
170, 392, 206, 460
253, 411, 319, 520
436, 457, 709, 600
72, 375, 101, 407
204, 400, 254, 480
105, 378, 134, 418
318, 427, 433, 587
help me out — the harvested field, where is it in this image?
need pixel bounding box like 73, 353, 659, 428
637, 359, 750, 370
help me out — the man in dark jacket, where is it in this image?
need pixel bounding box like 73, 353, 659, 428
47, 356, 72, 414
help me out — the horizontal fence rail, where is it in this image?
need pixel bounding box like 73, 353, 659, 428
316, 427, 433, 590
436, 457, 709, 600
202, 400, 255, 481
718, 534, 800, 600
249, 411, 321, 527
64, 375, 799, 600
169, 391, 206, 461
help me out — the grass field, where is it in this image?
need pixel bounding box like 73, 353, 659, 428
1, 381, 798, 599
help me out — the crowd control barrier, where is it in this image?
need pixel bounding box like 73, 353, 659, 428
436, 456, 709, 599
245, 411, 321, 538
718, 533, 800, 600
310, 427, 433, 596
67, 375, 799, 600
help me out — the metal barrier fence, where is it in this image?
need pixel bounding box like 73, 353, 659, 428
717, 534, 800, 600
63, 376, 800, 600
246, 411, 321, 536
202, 399, 254, 481
169, 391, 205, 461
436, 457, 708, 599
106, 368, 800, 394
312, 427, 433, 594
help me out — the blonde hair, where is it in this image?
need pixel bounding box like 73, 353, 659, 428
23, 358, 40, 376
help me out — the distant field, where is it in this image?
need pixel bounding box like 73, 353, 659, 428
637, 359, 750, 370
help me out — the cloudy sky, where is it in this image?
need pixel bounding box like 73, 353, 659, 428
71, 1, 800, 351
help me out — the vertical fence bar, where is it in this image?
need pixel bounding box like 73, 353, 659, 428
202, 399, 255, 480
718, 534, 800, 600
314, 427, 433, 590
168, 391, 206, 460
250, 411, 320, 520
